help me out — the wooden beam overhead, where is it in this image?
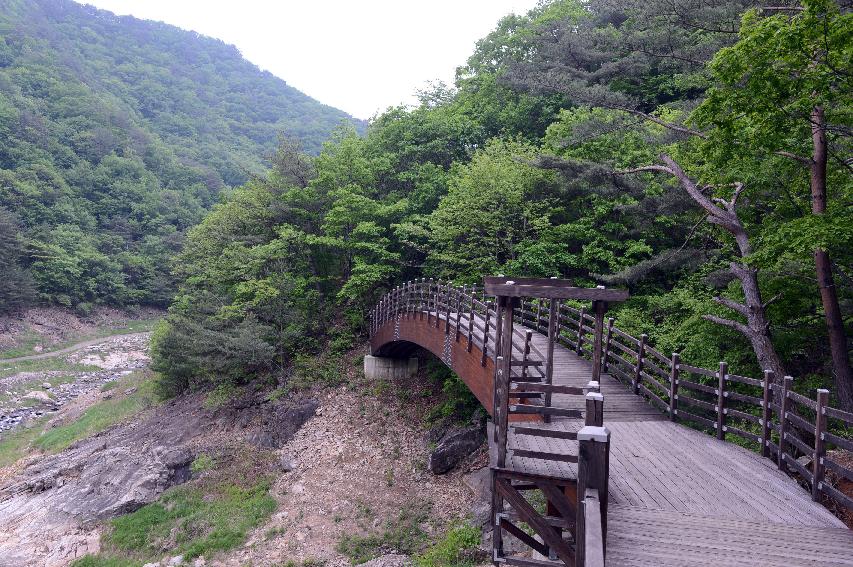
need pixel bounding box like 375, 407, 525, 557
484, 276, 629, 302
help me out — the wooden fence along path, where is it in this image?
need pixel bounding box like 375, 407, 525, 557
369, 277, 853, 567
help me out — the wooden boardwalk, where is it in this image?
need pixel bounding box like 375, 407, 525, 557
511, 328, 853, 565
370, 279, 853, 566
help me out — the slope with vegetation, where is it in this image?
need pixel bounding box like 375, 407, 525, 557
153, 0, 851, 411
0, 0, 361, 313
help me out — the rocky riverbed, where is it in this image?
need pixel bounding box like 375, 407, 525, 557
0, 333, 150, 434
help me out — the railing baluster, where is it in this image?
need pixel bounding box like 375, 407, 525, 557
454, 285, 463, 341
633, 334, 647, 395
521, 330, 532, 381
778, 375, 793, 472
576, 307, 586, 354
669, 353, 680, 421
814, 389, 829, 501
761, 370, 773, 458
602, 317, 614, 372
467, 292, 475, 353
717, 361, 728, 440
444, 282, 452, 334
482, 302, 492, 366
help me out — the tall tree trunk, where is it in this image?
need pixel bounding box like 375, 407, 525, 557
810, 106, 853, 410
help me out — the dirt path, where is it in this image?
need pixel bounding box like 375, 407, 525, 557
0, 332, 151, 363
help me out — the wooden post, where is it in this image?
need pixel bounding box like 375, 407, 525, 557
467, 293, 475, 353
499, 296, 516, 364
494, 356, 509, 467
521, 330, 532, 381
813, 389, 829, 501
602, 317, 614, 372
778, 375, 793, 472
669, 353, 680, 421
494, 300, 505, 359
491, 469, 504, 561
576, 307, 586, 354
426, 279, 433, 324
444, 282, 452, 334
455, 285, 464, 342
717, 361, 728, 440
591, 300, 606, 384
633, 334, 647, 395
481, 302, 492, 366
577, 426, 610, 566
761, 370, 774, 458
544, 298, 558, 421
585, 392, 604, 427
536, 298, 543, 332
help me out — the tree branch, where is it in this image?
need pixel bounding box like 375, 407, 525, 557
762, 293, 783, 309
617, 107, 708, 139
713, 295, 750, 317
703, 314, 751, 335
774, 150, 812, 164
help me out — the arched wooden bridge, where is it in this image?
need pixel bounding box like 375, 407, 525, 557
370, 277, 853, 567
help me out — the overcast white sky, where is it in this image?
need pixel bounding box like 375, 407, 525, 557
76, 1, 541, 119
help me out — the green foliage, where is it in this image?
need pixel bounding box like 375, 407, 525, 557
415, 523, 482, 567
336, 502, 433, 564
423, 359, 480, 426
92, 478, 275, 562
153, 0, 850, 403
0, 0, 361, 311
70, 557, 139, 567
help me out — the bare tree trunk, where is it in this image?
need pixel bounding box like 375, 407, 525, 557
810, 106, 853, 410
624, 155, 788, 386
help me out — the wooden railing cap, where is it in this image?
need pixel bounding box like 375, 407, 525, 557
586, 392, 604, 401
578, 426, 611, 442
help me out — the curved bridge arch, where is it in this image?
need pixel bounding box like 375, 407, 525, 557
370, 304, 500, 413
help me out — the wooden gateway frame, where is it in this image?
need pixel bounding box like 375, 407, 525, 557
483, 276, 627, 567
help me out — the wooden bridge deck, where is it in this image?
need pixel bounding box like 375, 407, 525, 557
468, 312, 851, 564
371, 286, 853, 566
509, 322, 852, 565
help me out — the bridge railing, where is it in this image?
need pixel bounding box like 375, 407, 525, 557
544, 303, 853, 516
371, 280, 548, 383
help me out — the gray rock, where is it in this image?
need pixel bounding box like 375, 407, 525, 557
245, 399, 319, 449
360, 554, 414, 567
168, 555, 185, 566
279, 455, 295, 472
428, 426, 485, 474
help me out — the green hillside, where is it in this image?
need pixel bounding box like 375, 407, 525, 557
0, 0, 362, 310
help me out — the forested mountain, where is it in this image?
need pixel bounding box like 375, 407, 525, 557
0, 0, 361, 310
153, 0, 852, 411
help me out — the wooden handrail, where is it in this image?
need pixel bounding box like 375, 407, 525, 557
583, 489, 605, 567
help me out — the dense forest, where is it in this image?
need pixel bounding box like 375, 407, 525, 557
0, 0, 361, 311
152, 0, 852, 410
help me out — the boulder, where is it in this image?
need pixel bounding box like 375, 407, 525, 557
428, 426, 485, 474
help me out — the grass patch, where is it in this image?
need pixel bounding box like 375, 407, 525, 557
33, 370, 157, 453
74, 464, 276, 565
0, 370, 158, 466
0, 357, 100, 381
191, 453, 215, 474
0, 416, 51, 468
70, 557, 139, 567
415, 523, 483, 567
203, 382, 241, 410
0, 317, 161, 360
337, 502, 433, 564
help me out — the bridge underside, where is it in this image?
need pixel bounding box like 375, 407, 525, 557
371, 312, 498, 414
